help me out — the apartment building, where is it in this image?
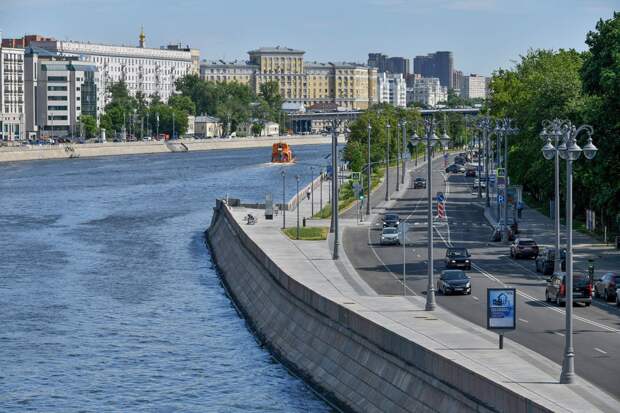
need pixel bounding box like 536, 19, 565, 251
407, 77, 448, 108
377, 72, 406, 107
461, 74, 487, 99
0, 42, 25, 140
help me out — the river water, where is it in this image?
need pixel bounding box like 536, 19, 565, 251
0, 145, 333, 412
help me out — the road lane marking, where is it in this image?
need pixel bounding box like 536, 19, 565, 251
594, 347, 607, 355
554, 332, 565, 337
472, 296, 479, 301
518, 318, 529, 323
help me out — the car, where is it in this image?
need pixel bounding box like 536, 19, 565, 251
413, 177, 426, 189
510, 238, 539, 259
454, 157, 466, 165
444, 247, 471, 270
437, 270, 471, 295
472, 178, 486, 189
380, 227, 400, 245
593, 272, 619, 302
382, 213, 400, 228
465, 169, 477, 177
535, 247, 566, 275
616, 287, 620, 307
490, 225, 515, 242
545, 272, 592, 306
445, 164, 465, 173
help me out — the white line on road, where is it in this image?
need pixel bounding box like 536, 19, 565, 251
594, 347, 607, 355
518, 318, 529, 323
472, 296, 479, 301
554, 332, 565, 337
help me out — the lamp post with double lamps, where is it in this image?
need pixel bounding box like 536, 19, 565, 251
385, 122, 391, 201
495, 118, 519, 242
310, 166, 315, 216
477, 117, 494, 207
401, 119, 407, 186
296, 174, 301, 240
367, 122, 372, 216
411, 116, 450, 311
281, 170, 286, 229
541, 121, 596, 384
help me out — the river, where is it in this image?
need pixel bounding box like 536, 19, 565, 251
0, 145, 334, 412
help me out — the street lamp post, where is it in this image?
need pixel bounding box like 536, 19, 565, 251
411, 116, 449, 312
296, 174, 300, 240
541, 121, 596, 384
495, 118, 519, 241
385, 122, 391, 201
477, 117, 494, 207
332, 118, 340, 259
367, 122, 372, 216
310, 166, 315, 216
396, 120, 401, 192
320, 168, 323, 213
281, 170, 286, 229
401, 120, 407, 185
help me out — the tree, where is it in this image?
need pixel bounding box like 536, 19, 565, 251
80, 114, 97, 139
259, 80, 283, 121
251, 122, 264, 136
168, 94, 196, 115
146, 103, 188, 137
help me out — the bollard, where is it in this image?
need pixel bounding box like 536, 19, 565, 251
303, 217, 306, 227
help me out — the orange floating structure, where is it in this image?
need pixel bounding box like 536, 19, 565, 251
271, 142, 295, 163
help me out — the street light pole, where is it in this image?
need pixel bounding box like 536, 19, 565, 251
310, 166, 315, 217
281, 170, 286, 229
401, 120, 407, 185
385, 122, 391, 201
296, 174, 300, 240
367, 122, 372, 216
396, 120, 401, 192
332, 118, 339, 259
541, 120, 563, 274
541, 121, 596, 385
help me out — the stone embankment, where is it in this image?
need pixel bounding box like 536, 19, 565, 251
0, 135, 336, 163
206, 198, 617, 413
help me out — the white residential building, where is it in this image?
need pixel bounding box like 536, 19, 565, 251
407, 77, 447, 108
377, 72, 406, 107
31, 30, 197, 108
461, 74, 487, 99
0, 42, 25, 140
194, 115, 223, 138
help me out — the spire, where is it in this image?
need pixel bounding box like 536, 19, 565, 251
139, 26, 145, 48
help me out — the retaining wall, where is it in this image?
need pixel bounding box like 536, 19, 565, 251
206, 200, 553, 413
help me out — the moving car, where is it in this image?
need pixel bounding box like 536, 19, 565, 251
413, 177, 426, 189
444, 247, 471, 270
472, 178, 487, 189
445, 164, 466, 173
454, 156, 466, 165
490, 225, 515, 242
380, 227, 400, 245
382, 213, 400, 228
535, 247, 566, 275
437, 270, 471, 295
465, 168, 477, 177
545, 272, 592, 306
593, 272, 619, 302
510, 238, 539, 259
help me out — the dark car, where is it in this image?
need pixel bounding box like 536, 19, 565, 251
454, 156, 466, 165
445, 164, 465, 173
593, 272, 619, 302
437, 270, 471, 295
490, 225, 515, 242
413, 177, 426, 189
444, 247, 471, 270
616, 287, 620, 307
465, 168, 477, 177
510, 238, 539, 259
382, 213, 400, 228
535, 248, 566, 275
545, 272, 592, 306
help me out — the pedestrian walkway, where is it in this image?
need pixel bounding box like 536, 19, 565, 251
485, 201, 620, 275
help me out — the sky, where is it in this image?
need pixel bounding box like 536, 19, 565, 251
1, 0, 618, 76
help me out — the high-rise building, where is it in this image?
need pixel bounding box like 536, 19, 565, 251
0, 38, 25, 140
369, 53, 410, 76
413, 51, 454, 89
31, 30, 198, 107
377, 72, 406, 107
461, 74, 487, 99
201, 47, 377, 110
368, 53, 388, 72
452, 70, 464, 94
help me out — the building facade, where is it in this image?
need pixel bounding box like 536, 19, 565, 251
461, 74, 487, 99
378, 72, 406, 107
368, 53, 410, 75
31, 31, 196, 108
0, 43, 25, 140
194, 115, 223, 138
200, 47, 377, 110
413, 51, 454, 89
407, 77, 447, 108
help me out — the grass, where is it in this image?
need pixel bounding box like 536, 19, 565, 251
283, 226, 329, 241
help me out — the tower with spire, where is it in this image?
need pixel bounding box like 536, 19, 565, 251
139, 26, 145, 48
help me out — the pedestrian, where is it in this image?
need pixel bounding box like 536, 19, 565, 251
306, 189, 311, 200
517, 201, 524, 219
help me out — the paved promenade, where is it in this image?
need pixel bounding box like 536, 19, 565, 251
224, 172, 618, 412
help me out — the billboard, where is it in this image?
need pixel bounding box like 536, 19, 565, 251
487, 288, 516, 330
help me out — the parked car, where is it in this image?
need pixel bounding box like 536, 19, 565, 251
454, 156, 466, 165
445, 164, 465, 173
510, 238, 539, 259
413, 177, 426, 189
593, 272, 619, 302
444, 247, 471, 270
437, 270, 471, 295
535, 247, 566, 275
380, 227, 400, 245
472, 178, 486, 189
382, 213, 400, 228
465, 168, 477, 177
616, 287, 620, 307
545, 272, 592, 306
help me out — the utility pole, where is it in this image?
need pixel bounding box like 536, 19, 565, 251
385, 122, 391, 201
401, 119, 406, 186
367, 122, 372, 216
332, 118, 339, 259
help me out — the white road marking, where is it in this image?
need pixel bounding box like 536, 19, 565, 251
472, 296, 479, 301
554, 332, 565, 337
518, 318, 529, 323
594, 347, 607, 355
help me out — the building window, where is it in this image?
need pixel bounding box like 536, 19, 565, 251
48, 76, 67, 82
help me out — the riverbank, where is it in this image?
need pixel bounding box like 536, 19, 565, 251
0, 134, 340, 163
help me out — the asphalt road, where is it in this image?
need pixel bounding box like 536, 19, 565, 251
343, 154, 620, 400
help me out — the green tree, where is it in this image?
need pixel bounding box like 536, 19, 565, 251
147, 104, 188, 137
80, 114, 97, 139
168, 94, 196, 115
259, 80, 283, 121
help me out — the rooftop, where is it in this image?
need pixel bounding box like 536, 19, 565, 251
248, 46, 305, 54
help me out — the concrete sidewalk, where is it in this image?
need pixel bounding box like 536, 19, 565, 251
228, 201, 618, 412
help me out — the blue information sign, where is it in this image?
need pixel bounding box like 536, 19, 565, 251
487, 288, 516, 330
497, 194, 505, 204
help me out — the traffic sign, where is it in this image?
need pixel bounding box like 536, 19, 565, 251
436, 192, 445, 203
351, 172, 361, 182
498, 194, 505, 204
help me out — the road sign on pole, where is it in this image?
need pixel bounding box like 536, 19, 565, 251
498, 194, 505, 205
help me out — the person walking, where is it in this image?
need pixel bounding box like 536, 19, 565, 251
306, 189, 311, 200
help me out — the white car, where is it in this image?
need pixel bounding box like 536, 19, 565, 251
473, 178, 487, 189
380, 227, 400, 245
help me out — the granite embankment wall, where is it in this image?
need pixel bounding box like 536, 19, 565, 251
0, 135, 336, 163
206, 200, 553, 413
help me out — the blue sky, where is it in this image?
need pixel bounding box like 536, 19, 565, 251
2, 0, 617, 75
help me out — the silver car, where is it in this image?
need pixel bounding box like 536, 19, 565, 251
380, 227, 400, 245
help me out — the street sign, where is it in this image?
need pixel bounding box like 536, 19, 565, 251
496, 168, 506, 178
436, 192, 445, 203
351, 172, 361, 182
352, 183, 362, 192
498, 194, 505, 204
487, 288, 516, 330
